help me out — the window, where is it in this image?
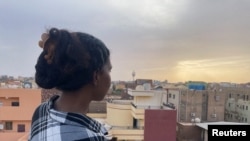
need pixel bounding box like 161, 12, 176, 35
133, 118, 138, 128
17, 124, 25, 132
215, 95, 220, 101
211, 114, 217, 118
5, 122, 12, 130
11, 102, 19, 106
173, 94, 175, 99
169, 93, 172, 98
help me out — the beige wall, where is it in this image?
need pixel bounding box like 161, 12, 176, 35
167, 89, 181, 121
106, 100, 145, 141
137, 119, 144, 127
111, 129, 144, 141
132, 90, 166, 108
131, 105, 145, 119
87, 113, 106, 118
106, 101, 133, 127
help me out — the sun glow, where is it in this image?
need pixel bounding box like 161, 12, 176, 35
175, 56, 250, 83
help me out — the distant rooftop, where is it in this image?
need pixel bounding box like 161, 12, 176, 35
196, 121, 250, 130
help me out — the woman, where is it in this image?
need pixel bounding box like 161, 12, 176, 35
29, 28, 112, 141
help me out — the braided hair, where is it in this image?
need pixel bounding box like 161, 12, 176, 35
35, 28, 110, 91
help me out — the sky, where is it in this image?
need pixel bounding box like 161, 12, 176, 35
0, 0, 250, 83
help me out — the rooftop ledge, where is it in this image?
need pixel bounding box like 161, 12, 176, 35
127, 88, 155, 97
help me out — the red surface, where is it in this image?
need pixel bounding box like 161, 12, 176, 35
144, 109, 177, 141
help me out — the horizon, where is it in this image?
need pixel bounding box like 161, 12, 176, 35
0, 73, 249, 84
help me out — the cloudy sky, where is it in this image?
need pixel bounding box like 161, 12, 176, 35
0, 0, 250, 83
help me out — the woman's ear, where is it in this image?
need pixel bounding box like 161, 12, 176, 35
93, 71, 99, 86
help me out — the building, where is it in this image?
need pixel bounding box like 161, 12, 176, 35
105, 84, 177, 141
165, 83, 226, 123
0, 88, 41, 141
176, 122, 202, 141
175, 82, 250, 141
177, 121, 250, 141
195, 121, 250, 141
0, 76, 38, 89
3, 79, 249, 141
224, 86, 250, 123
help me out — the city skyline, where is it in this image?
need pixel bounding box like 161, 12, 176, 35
0, 0, 250, 83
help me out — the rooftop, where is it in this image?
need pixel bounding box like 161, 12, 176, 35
196, 121, 250, 130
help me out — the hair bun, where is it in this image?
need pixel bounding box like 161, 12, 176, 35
49, 28, 60, 39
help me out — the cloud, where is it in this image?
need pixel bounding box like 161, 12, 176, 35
0, 0, 249, 82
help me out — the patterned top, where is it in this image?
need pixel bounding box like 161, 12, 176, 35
29, 95, 109, 141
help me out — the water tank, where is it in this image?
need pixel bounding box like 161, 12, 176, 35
143, 83, 151, 90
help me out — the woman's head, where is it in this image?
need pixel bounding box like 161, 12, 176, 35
35, 28, 111, 92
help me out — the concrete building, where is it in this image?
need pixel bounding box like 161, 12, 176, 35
0, 88, 41, 141
177, 121, 250, 141
165, 82, 250, 141
176, 122, 202, 141
224, 87, 250, 123
2, 80, 249, 141
206, 88, 226, 122
165, 82, 227, 123
104, 84, 177, 141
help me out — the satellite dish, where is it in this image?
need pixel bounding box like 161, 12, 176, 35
195, 118, 201, 123
23, 82, 32, 89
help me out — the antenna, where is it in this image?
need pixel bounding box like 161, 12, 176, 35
132, 70, 136, 81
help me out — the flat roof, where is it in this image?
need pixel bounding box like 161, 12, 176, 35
127, 89, 155, 96
196, 121, 250, 130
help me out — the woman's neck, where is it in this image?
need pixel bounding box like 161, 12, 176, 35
54, 87, 93, 115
